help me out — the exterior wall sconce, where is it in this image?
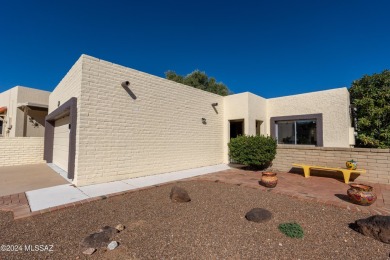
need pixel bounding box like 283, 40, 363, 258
211, 102, 219, 114
202, 118, 207, 124
121, 81, 137, 100
121, 81, 130, 88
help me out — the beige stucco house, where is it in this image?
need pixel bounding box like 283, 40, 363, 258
0, 86, 50, 138
44, 54, 355, 186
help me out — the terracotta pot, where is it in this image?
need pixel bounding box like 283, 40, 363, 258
346, 159, 357, 170
261, 172, 278, 188
347, 183, 377, 206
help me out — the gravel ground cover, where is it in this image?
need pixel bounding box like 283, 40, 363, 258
0, 181, 389, 259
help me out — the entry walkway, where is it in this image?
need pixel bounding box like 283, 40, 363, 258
192, 168, 390, 215
0, 164, 68, 196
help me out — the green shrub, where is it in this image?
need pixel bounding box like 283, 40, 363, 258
228, 135, 277, 167
278, 222, 304, 238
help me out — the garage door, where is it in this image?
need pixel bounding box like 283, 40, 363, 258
53, 116, 70, 172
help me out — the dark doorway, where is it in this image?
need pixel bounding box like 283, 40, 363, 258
230, 120, 244, 139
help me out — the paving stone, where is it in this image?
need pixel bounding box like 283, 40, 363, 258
194, 168, 390, 214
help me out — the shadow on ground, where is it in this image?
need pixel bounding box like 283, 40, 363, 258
335, 194, 352, 203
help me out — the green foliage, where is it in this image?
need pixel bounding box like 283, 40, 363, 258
165, 70, 230, 96
278, 222, 304, 238
349, 70, 390, 148
228, 135, 277, 167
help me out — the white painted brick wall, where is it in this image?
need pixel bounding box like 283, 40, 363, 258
0, 137, 45, 166
75, 55, 224, 186
268, 88, 352, 147
49, 57, 83, 113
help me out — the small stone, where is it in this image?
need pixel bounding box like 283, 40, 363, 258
278, 243, 282, 246
351, 215, 390, 244
170, 186, 191, 202
82, 248, 96, 255
115, 224, 125, 231
107, 241, 119, 250
245, 208, 272, 223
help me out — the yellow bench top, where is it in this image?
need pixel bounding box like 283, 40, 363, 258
292, 163, 366, 173
292, 163, 366, 183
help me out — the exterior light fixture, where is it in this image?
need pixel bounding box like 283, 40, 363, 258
202, 118, 207, 124
212, 103, 218, 106
121, 81, 130, 88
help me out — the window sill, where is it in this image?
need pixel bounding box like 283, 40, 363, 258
277, 144, 317, 148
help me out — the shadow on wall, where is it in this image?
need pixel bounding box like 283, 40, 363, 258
29, 109, 47, 127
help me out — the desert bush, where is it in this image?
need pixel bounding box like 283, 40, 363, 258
278, 222, 304, 238
228, 135, 277, 168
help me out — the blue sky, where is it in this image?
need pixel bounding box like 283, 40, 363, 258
1, 0, 389, 98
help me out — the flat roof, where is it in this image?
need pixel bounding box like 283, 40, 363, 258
17, 102, 48, 109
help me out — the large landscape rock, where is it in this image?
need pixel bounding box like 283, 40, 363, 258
80, 226, 119, 248
352, 215, 390, 244
170, 186, 191, 202
245, 208, 272, 223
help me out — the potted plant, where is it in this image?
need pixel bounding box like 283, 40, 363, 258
346, 159, 357, 170
347, 183, 377, 206
260, 171, 278, 188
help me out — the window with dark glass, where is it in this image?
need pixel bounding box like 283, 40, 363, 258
276, 120, 316, 145
0, 119, 3, 136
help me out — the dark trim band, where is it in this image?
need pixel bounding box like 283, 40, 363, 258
44, 97, 77, 179
270, 113, 323, 147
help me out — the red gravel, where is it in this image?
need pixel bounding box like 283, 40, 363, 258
0, 181, 389, 259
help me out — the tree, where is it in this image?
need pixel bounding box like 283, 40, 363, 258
349, 70, 390, 148
165, 70, 230, 96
